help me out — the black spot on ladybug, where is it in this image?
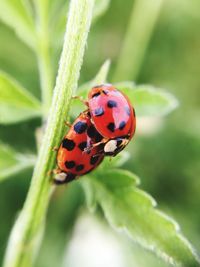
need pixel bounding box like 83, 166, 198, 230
62, 138, 75, 151
74, 121, 88, 134
95, 131, 103, 142
76, 164, 84, 171
87, 125, 103, 142
92, 92, 101, 98
107, 100, 117, 108
78, 141, 87, 151
87, 125, 96, 138
119, 121, 126, 130
107, 122, 115, 132
125, 106, 131, 116
94, 107, 104, 116
90, 155, 100, 165
65, 160, 75, 169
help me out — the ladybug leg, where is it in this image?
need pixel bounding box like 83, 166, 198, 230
92, 138, 108, 147
71, 96, 89, 107
47, 169, 53, 176
65, 121, 72, 127
120, 138, 129, 147
93, 151, 104, 157
52, 146, 59, 152
114, 138, 129, 151
83, 138, 108, 153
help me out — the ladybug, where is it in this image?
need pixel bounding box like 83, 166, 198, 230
87, 84, 136, 156
54, 111, 104, 184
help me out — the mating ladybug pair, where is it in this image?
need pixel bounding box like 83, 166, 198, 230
54, 84, 136, 184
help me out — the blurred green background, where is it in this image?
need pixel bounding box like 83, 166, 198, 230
0, 0, 200, 266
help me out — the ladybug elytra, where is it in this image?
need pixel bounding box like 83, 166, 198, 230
54, 111, 104, 184
87, 84, 136, 156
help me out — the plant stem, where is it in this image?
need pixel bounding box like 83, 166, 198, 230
3, 1, 94, 266
35, 0, 53, 117
113, 0, 164, 82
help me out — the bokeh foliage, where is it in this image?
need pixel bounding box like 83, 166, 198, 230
0, 0, 200, 266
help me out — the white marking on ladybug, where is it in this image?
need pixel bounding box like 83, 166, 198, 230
104, 140, 118, 153
54, 172, 67, 182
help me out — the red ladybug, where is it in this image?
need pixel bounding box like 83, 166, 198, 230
55, 111, 104, 184
87, 84, 136, 156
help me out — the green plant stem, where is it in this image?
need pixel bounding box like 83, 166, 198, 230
113, 0, 164, 82
3, 1, 94, 266
35, 0, 53, 117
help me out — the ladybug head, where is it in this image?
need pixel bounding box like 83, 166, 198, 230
104, 138, 129, 157
54, 172, 76, 185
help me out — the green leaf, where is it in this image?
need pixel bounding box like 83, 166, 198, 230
100, 151, 131, 169
114, 81, 136, 91
81, 178, 97, 212
82, 170, 200, 267
0, 0, 36, 50
0, 71, 42, 124
118, 84, 179, 117
0, 143, 36, 182
93, 0, 111, 22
